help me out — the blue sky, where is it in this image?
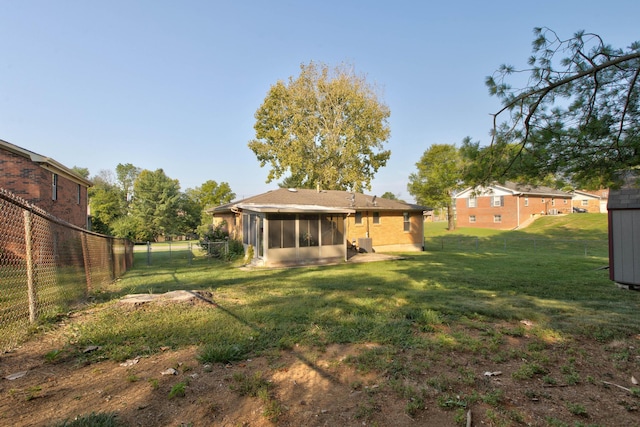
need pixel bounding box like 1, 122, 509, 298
1, 1, 638, 201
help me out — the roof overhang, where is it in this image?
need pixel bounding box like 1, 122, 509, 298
236, 203, 356, 214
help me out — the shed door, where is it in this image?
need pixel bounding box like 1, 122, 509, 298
611, 210, 640, 285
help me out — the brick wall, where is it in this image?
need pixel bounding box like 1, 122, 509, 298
347, 210, 423, 249
0, 147, 88, 228
456, 194, 572, 229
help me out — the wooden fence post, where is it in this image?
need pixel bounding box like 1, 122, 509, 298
24, 210, 37, 324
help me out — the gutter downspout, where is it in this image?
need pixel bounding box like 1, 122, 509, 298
345, 213, 351, 262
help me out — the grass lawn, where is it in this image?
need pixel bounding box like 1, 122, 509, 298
21, 213, 640, 426
77, 214, 637, 361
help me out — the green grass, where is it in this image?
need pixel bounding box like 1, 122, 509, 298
68, 214, 640, 365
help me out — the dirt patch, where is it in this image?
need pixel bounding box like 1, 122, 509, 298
1, 310, 639, 426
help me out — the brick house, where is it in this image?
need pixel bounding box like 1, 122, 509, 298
0, 139, 92, 228
572, 189, 609, 213
454, 182, 573, 230
208, 188, 427, 267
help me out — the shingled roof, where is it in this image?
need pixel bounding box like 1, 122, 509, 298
210, 188, 426, 214
608, 189, 640, 210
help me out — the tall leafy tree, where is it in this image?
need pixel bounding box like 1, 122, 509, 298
71, 166, 90, 179
88, 170, 126, 235
249, 61, 391, 192
115, 163, 141, 205
483, 27, 640, 188
186, 180, 235, 209
129, 169, 182, 241
408, 144, 465, 231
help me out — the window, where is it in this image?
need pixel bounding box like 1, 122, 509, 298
581, 200, 588, 206
298, 214, 319, 247
468, 196, 476, 208
551, 198, 556, 206
268, 214, 296, 249
403, 212, 410, 232
494, 214, 502, 223
355, 211, 363, 225
469, 215, 476, 223
321, 215, 344, 245
77, 184, 81, 204
563, 199, 568, 204
524, 197, 529, 207
541, 198, 545, 203
492, 195, 504, 207
52, 173, 58, 201
372, 211, 380, 224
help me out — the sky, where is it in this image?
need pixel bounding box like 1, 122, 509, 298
1, 1, 638, 202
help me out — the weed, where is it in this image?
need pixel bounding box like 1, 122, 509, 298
482, 388, 504, 406
49, 412, 124, 427
230, 372, 271, 397
511, 362, 547, 380
126, 373, 139, 382
148, 378, 159, 389
542, 375, 557, 385
437, 393, 468, 409
198, 342, 249, 364
262, 396, 284, 423
354, 398, 379, 420
168, 381, 188, 399
567, 402, 588, 417
45, 349, 62, 363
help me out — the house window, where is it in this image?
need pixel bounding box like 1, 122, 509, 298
242, 214, 250, 245
321, 215, 344, 246
494, 214, 502, 223
403, 212, 410, 232
77, 184, 81, 204
355, 211, 363, 225
268, 214, 296, 249
541, 198, 545, 203
299, 214, 319, 247
524, 197, 529, 207
372, 212, 380, 224
468, 196, 477, 208
469, 215, 476, 223
52, 173, 58, 201
581, 200, 588, 206
492, 196, 504, 207
563, 199, 568, 204
551, 198, 556, 206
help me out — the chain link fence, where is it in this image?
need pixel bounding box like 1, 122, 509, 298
424, 235, 609, 257
134, 240, 229, 265
0, 188, 134, 352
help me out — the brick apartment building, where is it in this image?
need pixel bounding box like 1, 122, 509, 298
0, 139, 92, 228
455, 182, 573, 230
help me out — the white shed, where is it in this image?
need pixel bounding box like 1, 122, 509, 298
608, 189, 640, 289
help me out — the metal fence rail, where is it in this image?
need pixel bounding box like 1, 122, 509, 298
0, 188, 134, 351
424, 236, 609, 257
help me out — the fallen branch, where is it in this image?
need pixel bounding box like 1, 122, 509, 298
603, 381, 632, 393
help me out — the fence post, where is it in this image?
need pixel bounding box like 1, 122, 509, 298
24, 211, 37, 324
81, 233, 92, 293
146, 241, 151, 266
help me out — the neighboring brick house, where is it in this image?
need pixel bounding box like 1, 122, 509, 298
572, 189, 609, 213
0, 139, 92, 228
454, 182, 573, 230
208, 188, 427, 267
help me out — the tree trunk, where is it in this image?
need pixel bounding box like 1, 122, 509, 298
447, 203, 455, 231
